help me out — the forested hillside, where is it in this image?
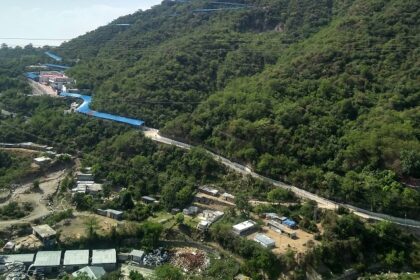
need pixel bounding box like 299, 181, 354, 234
55, 0, 419, 218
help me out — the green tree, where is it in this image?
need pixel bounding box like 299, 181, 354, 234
267, 188, 295, 202
140, 222, 163, 250
400, 150, 420, 177
32, 180, 40, 191
84, 217, 99, 239
129, 271, 145, 280
235, 193, 251, 216
383, 250, 405, 269
154, 264, 183, 280
120, 192, 135, 210
0, 151, 12, 169
176, 213, 184, 225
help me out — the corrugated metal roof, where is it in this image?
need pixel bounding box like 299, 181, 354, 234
254, 234, 275, 246
107, 209, 123, 215
91, 249, 116, 265
33, 251, 62, 267
63, 250, 89, 266
0, 254, 35, 264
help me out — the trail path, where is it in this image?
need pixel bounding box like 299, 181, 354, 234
0, 170, 66, 229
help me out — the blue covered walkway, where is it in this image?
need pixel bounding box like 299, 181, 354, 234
60, 92, 144, 127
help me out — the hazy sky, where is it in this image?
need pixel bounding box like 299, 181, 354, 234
0, 0, 162, 47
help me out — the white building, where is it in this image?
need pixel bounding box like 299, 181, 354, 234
183, 206, 199, 216
221, 192, 235, 202
0, 254, 35, 267
232, 220, 257, 236
32, 251, 62, 273
198, 186, 219, 197
197, 220, 211, 231
91, 249, 117, 271
63, 250, 89, 272
201, 210, 224, 222
253, 234, 275, 249
130, 249, 145, 264
33, 156, 52, 167
32, 225, 56, 247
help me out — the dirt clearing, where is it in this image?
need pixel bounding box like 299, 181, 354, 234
57, 213, 118, 241
247, 226, 318, 255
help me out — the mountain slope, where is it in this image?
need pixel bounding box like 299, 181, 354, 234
56, 0, 419, 218
58, 0, 339, 126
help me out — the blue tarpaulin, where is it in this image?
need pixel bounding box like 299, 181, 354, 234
45, 51, 63, 62
282, 219, 297, 228
60, 92, 145, 127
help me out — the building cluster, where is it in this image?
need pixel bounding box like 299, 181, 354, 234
197, 210, 224, 231
0, 249, 116, 277
264, 213, 297, 239
194, 185, 235, 207
198, 186, 235, 202
3, 224, 58, 252
231, 214, 298, 249
38, 71, 74, 91
72, 168, 103, 195
232, 220, 276, 249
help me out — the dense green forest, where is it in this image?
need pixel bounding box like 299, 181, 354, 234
0, 0, 419, 277
0, 150, 34, 187
50, 0, 420, 219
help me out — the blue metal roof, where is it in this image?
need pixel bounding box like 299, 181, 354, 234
45, 51, 63, 62
60, 92, 144, 127
25, 72, 39, 80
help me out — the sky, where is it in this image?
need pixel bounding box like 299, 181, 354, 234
0, 0, 162, 47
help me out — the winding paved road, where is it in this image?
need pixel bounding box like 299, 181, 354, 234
143, 128, 420, 228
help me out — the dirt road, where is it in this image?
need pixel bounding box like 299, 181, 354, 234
0, 170, 66, 229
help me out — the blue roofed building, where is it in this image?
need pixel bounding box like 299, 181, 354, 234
60, 92, 145, 127
282, 219, 297, 229
25, 72, 39, 81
